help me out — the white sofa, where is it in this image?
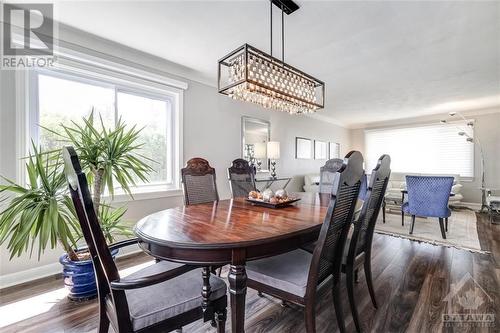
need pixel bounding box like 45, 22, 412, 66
303, 174, 320, 193
385, 172, 463, 205
304, 172, 463, 206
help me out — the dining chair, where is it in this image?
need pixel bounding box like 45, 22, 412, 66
402, 176, 454, 239
245, 151, 364, 333
300, 167, 369, 253
182, 157, 224, 276
181, 158, 219, 205
63, 147, 228, 333
318, 158, 344, 194
342, 154, 391, 332
228, 158, 256, 198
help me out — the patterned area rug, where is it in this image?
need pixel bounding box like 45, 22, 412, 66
375, 210, 485, 253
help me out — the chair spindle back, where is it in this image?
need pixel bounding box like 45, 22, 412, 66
181, 158, 219, 205
228, 158, 256, 198
349, 155, 391, 258
307, 151, 364, 293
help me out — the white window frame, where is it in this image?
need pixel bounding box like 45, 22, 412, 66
17, 57, 185, 201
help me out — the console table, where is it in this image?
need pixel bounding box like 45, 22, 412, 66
255, 176, 292, 190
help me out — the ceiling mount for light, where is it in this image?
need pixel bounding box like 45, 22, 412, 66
218, 0, 325, 115
270, 0, 299, 15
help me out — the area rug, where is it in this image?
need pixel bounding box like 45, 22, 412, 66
375, 210, 486, 253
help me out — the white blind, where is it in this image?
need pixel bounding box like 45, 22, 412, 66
365, 122, 474, 177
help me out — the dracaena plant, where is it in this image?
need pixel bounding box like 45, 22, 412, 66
0, 111, 153, 261
54, 111, 153, 215
0, 146, 81, 260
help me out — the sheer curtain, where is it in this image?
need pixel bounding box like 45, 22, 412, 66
365, 121, 474, 177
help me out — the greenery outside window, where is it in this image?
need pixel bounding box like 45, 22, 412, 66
26, 68, 182, 197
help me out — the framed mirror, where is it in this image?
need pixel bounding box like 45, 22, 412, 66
241, 117, 270, 172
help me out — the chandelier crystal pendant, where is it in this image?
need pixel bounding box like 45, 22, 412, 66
218, 0, 325, 114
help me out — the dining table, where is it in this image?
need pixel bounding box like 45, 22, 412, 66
133, 192, 332, 333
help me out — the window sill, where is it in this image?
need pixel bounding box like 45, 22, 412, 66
104, 188, 183, 203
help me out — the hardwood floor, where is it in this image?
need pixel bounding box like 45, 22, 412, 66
1, 213, 498, 333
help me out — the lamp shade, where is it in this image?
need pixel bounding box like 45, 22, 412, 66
254, 142, 267, 159
267, 141, 280, 159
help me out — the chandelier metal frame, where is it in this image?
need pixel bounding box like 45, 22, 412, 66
217, 0, 325, 114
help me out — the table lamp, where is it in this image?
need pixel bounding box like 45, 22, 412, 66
254, 142, 267, 171
267, 141, 280, 179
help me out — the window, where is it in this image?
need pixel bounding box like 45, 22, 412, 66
329, 142, 340, 159
116, 91, 172, 185
364, 122, 474, 177
28, 68, 182, 195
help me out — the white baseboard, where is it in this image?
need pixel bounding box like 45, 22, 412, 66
0, 248, 142, 290
0, 262, 62, 290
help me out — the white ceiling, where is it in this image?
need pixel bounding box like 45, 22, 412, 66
51, 0, 500, 127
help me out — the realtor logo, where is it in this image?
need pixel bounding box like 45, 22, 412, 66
442, 272, 495, 328
1, 3, 56, 69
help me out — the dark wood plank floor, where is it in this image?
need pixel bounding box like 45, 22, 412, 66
1, 213, 498, 333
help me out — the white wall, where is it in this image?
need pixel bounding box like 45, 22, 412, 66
350, 110, 500, 204
185, 83, 351, 198
0, 26, 350, 285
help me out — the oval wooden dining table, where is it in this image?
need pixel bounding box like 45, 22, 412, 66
134, 192, 332, 333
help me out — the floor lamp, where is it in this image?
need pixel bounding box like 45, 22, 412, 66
441, 112, 487, 211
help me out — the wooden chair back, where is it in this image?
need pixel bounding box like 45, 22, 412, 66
307, 151, 364, 296
228, 158, 256, 198
181, 158, 219, 205
62, 146, 132, 332
348, 155, 391, 259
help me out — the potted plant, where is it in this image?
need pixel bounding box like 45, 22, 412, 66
0, 112, 152, 300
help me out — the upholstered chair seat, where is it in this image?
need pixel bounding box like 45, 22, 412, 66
401, 202, 451, 218
111, 261, 227, 331
246, 249, 313, 297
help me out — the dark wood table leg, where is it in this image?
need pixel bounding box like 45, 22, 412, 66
201, 266, 214, 322
228, 249, 247, 333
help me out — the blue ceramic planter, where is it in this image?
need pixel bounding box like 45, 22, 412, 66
59, 248, 118, 301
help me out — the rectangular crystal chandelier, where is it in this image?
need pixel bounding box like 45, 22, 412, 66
218, 44, 325, 114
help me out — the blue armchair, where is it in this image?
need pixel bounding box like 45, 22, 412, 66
402, 176, 454, 239
358, 173, 368, 201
